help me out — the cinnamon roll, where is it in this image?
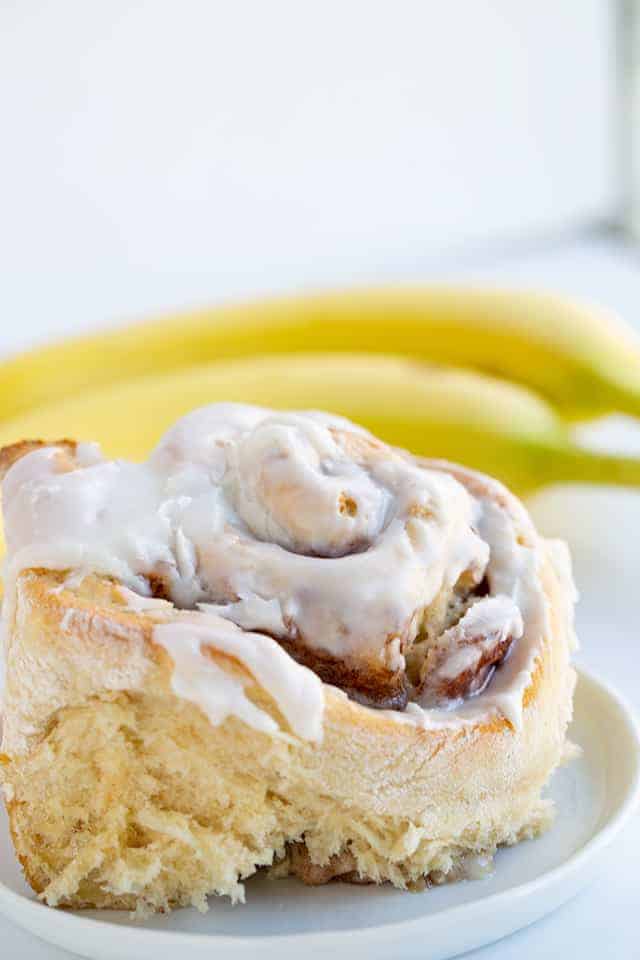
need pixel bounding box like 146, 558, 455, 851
0, 404, 577, 912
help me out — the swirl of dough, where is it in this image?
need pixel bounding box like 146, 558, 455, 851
164, 408, 494, 708
2, 404, 540, 710
227, 415, 390, 557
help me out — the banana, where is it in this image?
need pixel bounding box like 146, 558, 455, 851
2, 288, 640, 424
2, 353, 640, 496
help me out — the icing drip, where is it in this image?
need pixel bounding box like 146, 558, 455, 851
153, 613, 324, 742
432, 595, 523, 682
2, 405, 490, 668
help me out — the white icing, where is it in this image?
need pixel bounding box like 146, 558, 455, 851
0, 403, 572, 736
115, 586, 324, 741
48, 569, 88, 595
117, 586, 174, 616
433, 595, 523, 681
199, 595, 289, 637
153, 613, 324, 742
1, 404, 490, 667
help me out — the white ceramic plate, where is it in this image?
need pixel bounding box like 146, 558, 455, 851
0, 668, 638, 960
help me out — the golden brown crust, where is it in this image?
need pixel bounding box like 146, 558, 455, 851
0, 438, 77, 481
5, 565, 550, 749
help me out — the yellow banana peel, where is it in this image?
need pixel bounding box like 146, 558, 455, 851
2, 288, 640, 424
2, 354, 639, 497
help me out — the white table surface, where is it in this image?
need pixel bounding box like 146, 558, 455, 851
1, 231, 639, 958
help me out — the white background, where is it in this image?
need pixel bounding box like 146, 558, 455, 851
0, 0, 616, 352
1, 2, 639, 957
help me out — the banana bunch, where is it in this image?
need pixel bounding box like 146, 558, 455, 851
2, 287, 640, 494
3, 287, 640, 422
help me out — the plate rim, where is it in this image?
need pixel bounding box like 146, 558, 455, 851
0, 666, 638, 953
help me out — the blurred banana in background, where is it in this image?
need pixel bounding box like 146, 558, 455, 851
3, 288, 640, 423
2, 288, 640, 496
2, 353, 640, 497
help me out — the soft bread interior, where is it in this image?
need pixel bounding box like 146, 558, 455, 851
5, 690, 556, 912
1, 563, 574, 912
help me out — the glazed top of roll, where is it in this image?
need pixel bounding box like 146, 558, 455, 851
0, 403, 574, 724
